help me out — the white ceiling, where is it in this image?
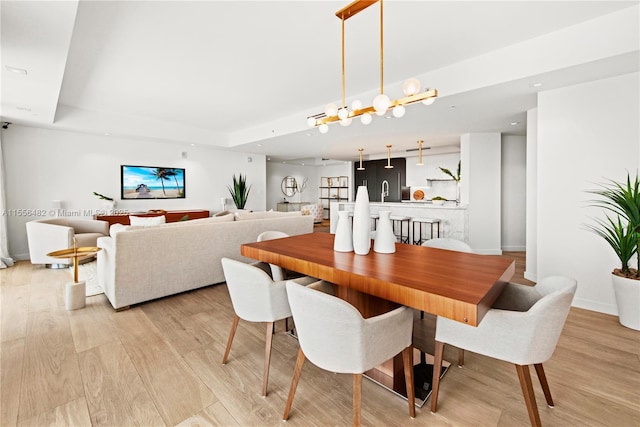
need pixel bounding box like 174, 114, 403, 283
2, 1, 639, 165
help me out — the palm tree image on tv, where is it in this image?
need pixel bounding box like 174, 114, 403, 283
121, 165, 185, 199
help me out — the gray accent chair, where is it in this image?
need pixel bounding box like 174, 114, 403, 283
430, 276, 577, 427
282, 280, 416, 426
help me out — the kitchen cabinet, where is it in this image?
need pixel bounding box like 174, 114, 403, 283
353, 158, 406, 202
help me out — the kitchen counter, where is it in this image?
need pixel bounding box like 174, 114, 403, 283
330, 201, 468, 243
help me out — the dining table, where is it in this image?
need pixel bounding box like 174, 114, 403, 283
240, 232, 515, 405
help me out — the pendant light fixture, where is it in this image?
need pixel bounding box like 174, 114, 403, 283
416, 140, 424, 166
357, 148, 365, 170
384, 144, 393, 169
307, 0, 438, 132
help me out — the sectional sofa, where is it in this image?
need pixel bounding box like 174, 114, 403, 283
97, 211, 314, 309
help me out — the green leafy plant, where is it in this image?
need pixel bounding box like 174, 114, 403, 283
93, 191, 114, 201
227, 174, 251, 210
439, 160, 461, 182
432, 196, 447, 201
585, 171, 640, 279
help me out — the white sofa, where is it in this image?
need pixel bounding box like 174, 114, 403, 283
26, 217, 109, 267
97, 211, 314, 309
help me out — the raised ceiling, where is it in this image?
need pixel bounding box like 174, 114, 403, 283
2, 1, 638, 164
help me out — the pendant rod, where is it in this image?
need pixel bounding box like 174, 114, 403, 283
379, 0, 384, 94
341, 16, 346, 108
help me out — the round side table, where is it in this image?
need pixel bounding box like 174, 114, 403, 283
47, 245, 101, 310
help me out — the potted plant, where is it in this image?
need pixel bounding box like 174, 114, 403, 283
227, 174, 251, 210
93, 191, 116, 212
439, 160, 461, 204
585, 171, 640, 330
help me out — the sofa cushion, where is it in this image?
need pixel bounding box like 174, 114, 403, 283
129, 215, 166, 226
75, 232, 105, 248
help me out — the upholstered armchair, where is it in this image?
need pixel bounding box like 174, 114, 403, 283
221, 257, 321, 397
430, 276, 577, 427
26, 218, 109, 267
300, 202, 323, 223
283, 280, 416, 426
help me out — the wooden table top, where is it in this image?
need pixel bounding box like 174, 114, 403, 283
241, 233, 515, 326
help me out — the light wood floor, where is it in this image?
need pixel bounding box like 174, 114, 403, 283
1, 250, 639, 426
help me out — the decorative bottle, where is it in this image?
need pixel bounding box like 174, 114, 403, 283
333, 210, 353, 252
352, 186, 371, 255
373, 210, 396, 253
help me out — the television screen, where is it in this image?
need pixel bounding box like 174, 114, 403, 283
121, 165, 185, 199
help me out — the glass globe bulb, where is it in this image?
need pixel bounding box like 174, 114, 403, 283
319, 124, 329, 134
306, 117, 316, 127
402, 78, 421, 96
361, 113, 372, 125
392, 105, 406, 118
351, 99, 363, 111
422, 97, 436, 106
338, 108, 349, 120
339, 117, 352, 127
375, 110, 386, 117
372, 93, 390, 114
324, 103, 338, 117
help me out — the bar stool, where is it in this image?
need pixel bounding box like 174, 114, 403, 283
412, 218, 441, 245
370, 213, 379, 231
389, 215, 411, 244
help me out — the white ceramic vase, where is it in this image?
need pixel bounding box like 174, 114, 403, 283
373, 210, 396, 254
352, 186, 371, 255
612, 273, 640, 330
333, 210, 353, 252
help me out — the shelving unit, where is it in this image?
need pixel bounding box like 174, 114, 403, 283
319, 176, 348, 220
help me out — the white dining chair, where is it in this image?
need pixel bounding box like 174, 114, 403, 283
430, 276, 577, 427
256, 230, 316, 284
282, 280, 416, 426
421, 237, 472, 253
221, 257, 311, 397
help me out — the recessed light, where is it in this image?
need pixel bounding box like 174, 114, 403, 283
450, 105, 456, 109
306, 133, 313, 137
16, 106, 31, 112
104, 132, 110, 136
256, 143, 263, 147
510, 121, 520, 126
190, 143, 195, 147
4, 65, 27, 75
532, 82, 543, 88
301, 163, 305, 166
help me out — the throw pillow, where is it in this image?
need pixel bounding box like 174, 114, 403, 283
109, 223, 130, 237
129, 215, 166, 226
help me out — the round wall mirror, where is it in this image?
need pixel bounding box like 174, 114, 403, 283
281, 176, 298, 197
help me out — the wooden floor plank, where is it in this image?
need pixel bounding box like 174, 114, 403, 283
19, 310, 85, 420
1, 252, 639, 427
78, 341, 165, 426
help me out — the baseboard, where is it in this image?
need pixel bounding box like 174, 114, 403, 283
501, 245, 526, 251
12, 253, 30, 261
571, 297, 618, 316
524, 271, 537, 282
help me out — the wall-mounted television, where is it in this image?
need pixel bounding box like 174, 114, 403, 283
121, 165, 185, 199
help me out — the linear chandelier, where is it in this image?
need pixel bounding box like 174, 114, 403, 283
307, 0, 438, 134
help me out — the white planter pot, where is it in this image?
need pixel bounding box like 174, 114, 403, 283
352, 186, 371, 255
333, 210, 353, 252
612, 273, 640, 331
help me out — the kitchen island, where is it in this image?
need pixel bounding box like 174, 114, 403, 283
330, 201, 468, 244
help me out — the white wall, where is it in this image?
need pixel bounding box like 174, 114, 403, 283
501, 135, 526, 251
3, 125, 266, 259
265, 162, 321, 210
462, 133, 502, 254
525, 108, 538, 282
537, 72, 639, 315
